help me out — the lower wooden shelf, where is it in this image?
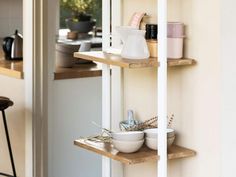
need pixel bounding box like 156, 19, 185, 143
74, 139, 196, 165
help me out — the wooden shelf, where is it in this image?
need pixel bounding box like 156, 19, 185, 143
74, 51, 196, 68
74, 139, 196, 165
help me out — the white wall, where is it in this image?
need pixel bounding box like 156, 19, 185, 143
0, 0, 23, 38
221, 0, 236, 177
0, 75, 25, 177
122, 0, 220, 177
51, 77, 102, 177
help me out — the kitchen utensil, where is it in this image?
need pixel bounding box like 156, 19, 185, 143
2, 30, 23, 60
111, 131, 144, 141
112, 139, 144, 153
121, 29, 150, 59
119, 110, 142, 131
2, 37, 14, 59
167, 37, 184, 59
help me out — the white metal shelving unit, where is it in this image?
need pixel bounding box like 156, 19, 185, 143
101, 1, 112, 177
101, 0, 168, 177
74, 0, 196, 177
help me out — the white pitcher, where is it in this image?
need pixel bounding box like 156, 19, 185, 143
116, 26, 150, 59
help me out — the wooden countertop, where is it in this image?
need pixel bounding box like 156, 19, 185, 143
0, 39, 101, 80
0, 49, 24, 79
0, 50, 102, 80
0, 54, 102, 80
54, 62, 102, 80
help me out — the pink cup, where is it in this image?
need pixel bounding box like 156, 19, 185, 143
167, 22, 185, 38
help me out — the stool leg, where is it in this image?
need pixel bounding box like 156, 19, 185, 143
2, 110, 17, 177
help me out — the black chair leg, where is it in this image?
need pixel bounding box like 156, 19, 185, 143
1, 110, 17, 177
0, 172, 14, 177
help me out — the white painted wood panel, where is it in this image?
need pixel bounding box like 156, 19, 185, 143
51, 77, 102, 177
0, 75, 25, 177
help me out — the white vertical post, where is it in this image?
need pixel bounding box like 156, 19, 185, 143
103, 0, 111, 50
102, 0, 111, 177
157, 0, 168, 177
102, 64, 111, 177
111, 0, 124, 176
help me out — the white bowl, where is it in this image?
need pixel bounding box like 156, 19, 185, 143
145, 137, 158, 150
145, 136, 175, 150
112, 139, 144, 153
111, 131, 144, 141
144, 128, 175, 139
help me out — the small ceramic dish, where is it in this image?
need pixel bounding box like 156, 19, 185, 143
144, 128, 175, 139
111, 131, 144, 141
145, 137, 158, 150
145, 136, 175, 150
112, 139, 144, 153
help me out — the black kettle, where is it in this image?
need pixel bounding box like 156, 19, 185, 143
2, 30, 23, 60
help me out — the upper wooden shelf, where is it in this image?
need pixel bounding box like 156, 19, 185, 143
74, 51, 196, 69
74, 139, 196, 165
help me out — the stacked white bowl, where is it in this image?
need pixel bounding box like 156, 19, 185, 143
111, 131, 144, 153
144, 128, 175, 150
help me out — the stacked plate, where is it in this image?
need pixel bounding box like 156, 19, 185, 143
144, 128, 175, 150
111, 131, 144, 153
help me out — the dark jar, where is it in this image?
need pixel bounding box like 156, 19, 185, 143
146, 24, 158, 40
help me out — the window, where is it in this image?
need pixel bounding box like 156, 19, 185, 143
60, 0, 102, 29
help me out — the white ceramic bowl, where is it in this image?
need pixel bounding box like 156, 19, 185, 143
144, 128, 175, 139
111, 131, 144, 141
145, 137, 158, 150
145, 136, 175, 150
112, 139, 144, 153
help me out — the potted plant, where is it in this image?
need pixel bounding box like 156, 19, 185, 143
60, 0, 96, 33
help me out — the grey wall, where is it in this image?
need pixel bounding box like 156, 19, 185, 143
0, 0, 23, 38
51, 77, 102, 177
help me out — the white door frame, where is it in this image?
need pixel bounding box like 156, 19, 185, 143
24, 0, 56, 176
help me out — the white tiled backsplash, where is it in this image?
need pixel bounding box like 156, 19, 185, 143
0, 0, 23, 38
